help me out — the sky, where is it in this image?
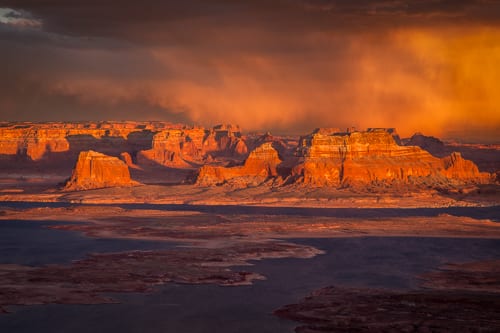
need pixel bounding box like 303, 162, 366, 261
0, 1, 499, 141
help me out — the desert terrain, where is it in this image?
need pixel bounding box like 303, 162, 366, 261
0, 121, 499, 332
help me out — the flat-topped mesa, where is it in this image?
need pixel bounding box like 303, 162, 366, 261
0, 121, 250, 170
297, 128, 408, 160
0, 126, 71, 161
367, 127, 402, 144
0, 121, 177, 161
64, 150, 139, 191
292, 128, 491, 187
196, 142, 281, 186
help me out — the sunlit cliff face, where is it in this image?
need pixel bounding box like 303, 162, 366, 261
0, 1, 499, 141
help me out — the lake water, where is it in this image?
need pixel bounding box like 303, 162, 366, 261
0, 205, 499, 332
2, 201, 500, 220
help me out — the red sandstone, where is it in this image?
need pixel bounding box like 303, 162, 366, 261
64, 150, 139, 190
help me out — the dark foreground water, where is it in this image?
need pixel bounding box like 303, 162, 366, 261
1, 219, 500, 332
2, 201, 500, 220
0, 220, 177, 266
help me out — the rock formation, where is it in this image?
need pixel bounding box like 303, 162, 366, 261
136, 125, 249, 168
441, 152, 486, 181
195, 127, 491, 188
402, 132, 500, 173
291, 128, 491, 187
402, 132, 446, 156
245, 132, 291, 157
137, 129, 201, 168
196, 142, 281, 186
0, 121, 173, 162
64, 150, 139, 191
0, 121, 494, 189
0, 121, 250, 168
119, 152, 140, 169
201, 124, 248, 157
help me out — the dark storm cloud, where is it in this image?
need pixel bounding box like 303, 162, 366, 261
1, 1, 498, 53
2, 1, 499, 41
302, 0, 498, 16
0, 0, 499, 140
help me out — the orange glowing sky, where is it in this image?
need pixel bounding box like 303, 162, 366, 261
0, 1, 499, 141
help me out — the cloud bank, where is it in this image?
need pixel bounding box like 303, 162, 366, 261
0, 0, 499, 141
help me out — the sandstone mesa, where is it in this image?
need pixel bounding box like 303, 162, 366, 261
196, 128, 492, 188
0, 121, 496, 191
291, 128, 490, 187
196, 142, 282, 186
64, 150, 139, 191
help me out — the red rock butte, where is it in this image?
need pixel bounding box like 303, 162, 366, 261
196, 142, 281, 186
196, 128, 491, 188
290, 128, 490, 187
0, 121, 496, 191
64, 150, 139, 191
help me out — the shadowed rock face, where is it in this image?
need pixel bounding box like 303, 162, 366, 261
402, 132, 500, 173
137, 128, 204, 168
0, 122, 249, 176
441, 152, 484, 181
402, 132, 446, 156
0, 122, 494, 189
292, 128, 491, 187
196, 142, 281, 186
0, 121, 172, 162
203, 124, 247, 157
64, 150, 139, 191
136, 125, 248, 168
196, 128, 492, 188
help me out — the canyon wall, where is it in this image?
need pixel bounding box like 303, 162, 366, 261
0, 121, 247, 167
0, 122, 494, 190
0, 121, 174, 161
137, 125, 248, 168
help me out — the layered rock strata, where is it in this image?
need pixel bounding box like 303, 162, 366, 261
292, 128, 490, 187
0, 122, 249, 170
202, 124, 247, 157
196, 142, 281, 186
137, 128, 204, 168
136, 125, 248, 168
0, 122, 494, 189
64, 150, 139, 190
0, 121, 174, 161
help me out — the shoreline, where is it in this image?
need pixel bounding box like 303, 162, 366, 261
1, 202, 499, 331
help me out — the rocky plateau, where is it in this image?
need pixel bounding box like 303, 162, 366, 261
291, 128, 491, 187
197, 127, 493, 188
0, 121, 497, 193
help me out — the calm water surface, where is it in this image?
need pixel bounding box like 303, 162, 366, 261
0, 204, 499, 333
